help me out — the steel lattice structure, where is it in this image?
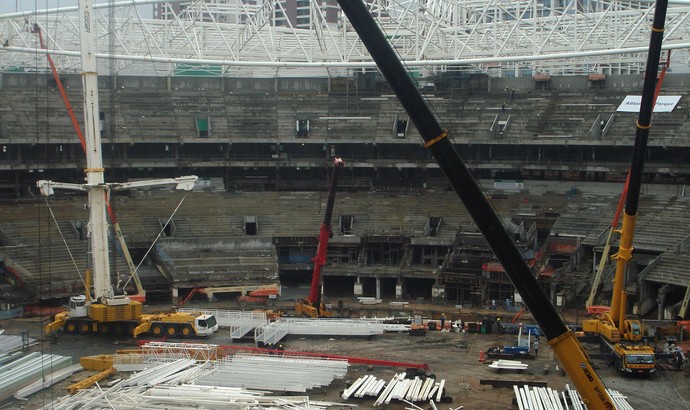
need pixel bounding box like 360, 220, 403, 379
0, 0, 689, 77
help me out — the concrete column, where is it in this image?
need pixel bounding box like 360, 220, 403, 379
395, 281, 402, 299
172, 287, 179, 305
354, 278, 363, 297
375, 277, 381, 300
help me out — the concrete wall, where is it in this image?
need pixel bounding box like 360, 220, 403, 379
489, 73, 690, 94
479, 178, 688, 198
161, 237, 275, 251
3, 72, 687, 94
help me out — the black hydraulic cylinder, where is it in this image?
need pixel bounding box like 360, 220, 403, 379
336, 0, 567, 340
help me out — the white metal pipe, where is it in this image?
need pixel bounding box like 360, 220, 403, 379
5, 42, 690, 69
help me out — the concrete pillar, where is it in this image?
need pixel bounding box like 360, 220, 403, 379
172, 287, 179, 305
395, 281, 403, 299
354, 278, 363, 297
375, 277, 381, 300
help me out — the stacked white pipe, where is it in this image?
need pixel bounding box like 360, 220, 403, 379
342, 372, 446, 405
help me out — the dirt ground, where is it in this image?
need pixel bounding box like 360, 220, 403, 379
2, 308, 689, 410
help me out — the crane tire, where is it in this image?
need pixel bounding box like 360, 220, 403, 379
65, 321, 78, 334
80, 322, 91, 334
180, 325, 193, 338
166, 325, 177, 337
151, 324, 164, 337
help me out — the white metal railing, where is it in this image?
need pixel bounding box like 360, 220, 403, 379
254, 321, 289, 346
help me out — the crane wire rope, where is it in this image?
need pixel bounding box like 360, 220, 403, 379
662, 366, 690, 409
34, 0, 63, 406
43, 198, 88, 292
121, 193, 190, 290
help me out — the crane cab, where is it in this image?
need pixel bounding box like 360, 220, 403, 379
194, 314, 219, 336
68, 295, 88, 318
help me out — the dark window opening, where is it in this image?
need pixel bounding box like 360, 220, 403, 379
340, 215, 354, 235
99, 111, 106, 137
395, 118, 408, 138
426, 216, 442, 237
72, 220, 87, 241
296, 116, 310, 138
196, 116, 210, 138
244, 216, 257, 235
158, 217, 175, 237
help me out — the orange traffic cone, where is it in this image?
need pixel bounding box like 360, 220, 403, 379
479, 350, 486, 362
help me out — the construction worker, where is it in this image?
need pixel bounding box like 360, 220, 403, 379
440, 314, 446, 331
533, 339, 540, 358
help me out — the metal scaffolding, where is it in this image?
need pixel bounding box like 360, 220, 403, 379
1, 0, 689, 77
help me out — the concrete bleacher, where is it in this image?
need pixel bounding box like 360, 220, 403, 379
3, 76, 689, 148
0, 199, 127, 299
1, 71, 690, 306
643, 251, 690, 288
0, 190, 477, 301
117, 90, 180, 141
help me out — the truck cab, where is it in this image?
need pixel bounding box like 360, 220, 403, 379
69, 295, 88, 318
195, 314, 219, 336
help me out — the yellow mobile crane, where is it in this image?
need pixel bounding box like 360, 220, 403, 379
336, 0, 669, 406
582, 39, 675, 381
33, 23, 147, 305
41, 0, 217, 339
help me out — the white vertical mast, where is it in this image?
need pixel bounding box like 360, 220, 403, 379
79, 0, 112, 304
36, 2, 198, 306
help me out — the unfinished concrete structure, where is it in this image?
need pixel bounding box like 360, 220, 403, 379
0, 72, 689, 316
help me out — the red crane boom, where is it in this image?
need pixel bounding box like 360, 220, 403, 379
297, 157, 344, 317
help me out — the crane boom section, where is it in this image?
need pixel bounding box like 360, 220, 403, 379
78, 0, 115, 304
610, 0, 669, 329
334, 1, 615, 408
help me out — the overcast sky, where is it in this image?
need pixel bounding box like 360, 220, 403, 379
2, 1, 79, 13
0, 1, 153, 15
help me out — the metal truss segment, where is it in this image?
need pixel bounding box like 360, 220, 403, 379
0, 0, 688, 76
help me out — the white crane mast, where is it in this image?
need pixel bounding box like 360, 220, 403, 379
77, 0, 117, 304
36, 0, 198, 307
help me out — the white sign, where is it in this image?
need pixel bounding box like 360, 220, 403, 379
616, 95, 681, 113
494, 181, 524, 191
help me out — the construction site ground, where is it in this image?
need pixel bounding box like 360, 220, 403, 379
2, 302, 689, 410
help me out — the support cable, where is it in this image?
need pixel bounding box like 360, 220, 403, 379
44, 199, 88, 292
122, 193, 189, 290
